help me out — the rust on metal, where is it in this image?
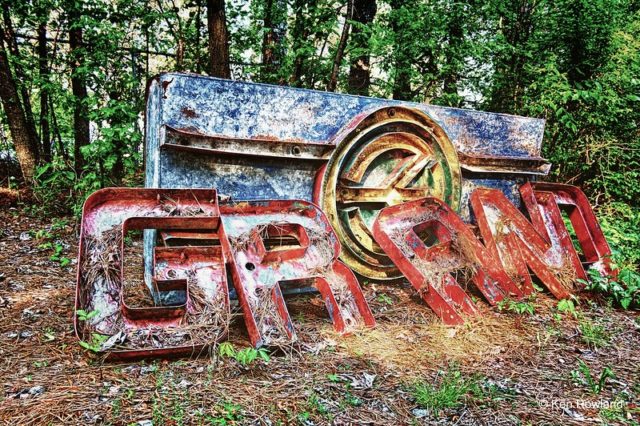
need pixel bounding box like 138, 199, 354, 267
372, 197, 522, 325
371, 183, 613, 323
218, 200, 375, 348
145, 73, 550, 280
76, 189, 375, 357
530, 182, 616, 278
75, 188, 228, 360
317, 106, 462, 280
471, 186, 584, 300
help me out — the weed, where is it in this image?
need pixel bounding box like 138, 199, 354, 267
579, 318, 610, 348
376, 293, 393, 305
234, 347, 270, 366
571, 359, 615, 394
41, 327, 56, 342
217, 342, 270, 366
152, 392, 164, 425
599, 397, 634, 425
307, 393, 329, 416
78, 333, 108, 352
296, 411, 311, 423
412, 367, 483, 415
557, 298, 579, 318
32, 220, 71, 267
581, 266, 640, 309
76, 309, 99, 322
326, 373, 341, 383
111, 396, 121, 417
344, 393, 362, 407
171, 391, 187, 426
497, 296, 536, 315
204, 402, 243, 425
217, 342, 235, 358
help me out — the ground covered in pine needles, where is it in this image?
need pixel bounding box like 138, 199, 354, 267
1, 206, 639, 425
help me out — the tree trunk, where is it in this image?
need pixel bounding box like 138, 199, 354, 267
487, 0, 535, 113
289, 0, 311, 86
38, 22, 51, 162
347, 0, 376, 96
108, 91, 126, 183
261, 0, 287, 83
327, 0, 354, 92
0, 36, 38, 182
49, 95, 67, 161
69, 14, 90, 174
207, 0, 230, 78
2, 5, 40, 162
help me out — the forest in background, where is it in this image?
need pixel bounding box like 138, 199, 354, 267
1, 0, 639, 288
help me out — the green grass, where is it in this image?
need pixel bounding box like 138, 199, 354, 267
579, 318, 610, 348
411, 368, 483, 415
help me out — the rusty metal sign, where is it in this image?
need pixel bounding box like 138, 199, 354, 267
372, 197, 522, 324
144, 73, 549, 280
317, 106, 462, 279
75, 188, 227, 360
73, 73, 622, 358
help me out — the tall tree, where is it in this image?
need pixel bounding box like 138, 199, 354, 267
69, 4, 90, 173
289, 0, 313, 86
2, 4, 40, 161
389, 0, 413, 100
207, 0, 230, 78
485, 0, 537, 113
327, 0, 354, 92
347, 0, 376, 95
0, 31, 39, 181
441, 1, 464, 106
261, 0, 287, 83
37, 21, 50, 161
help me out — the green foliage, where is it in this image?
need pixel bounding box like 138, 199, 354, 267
497, 296, 536, 316
557, 298, 578, 318
203, 402, 243, 425
598, 203, 640, 273
217, 342, 236, 358
583, 202, 640, 308
376, 293, 393, 305
578, 317, 610, 349
571, 359, 615, 395
234, 347, 270, 366
306, 393, 330, 417
78, 333, 108, 353
217, 342, 270, 366
581, 267, 640, 310
411, 367, 483, 415
76, 309, 100, 322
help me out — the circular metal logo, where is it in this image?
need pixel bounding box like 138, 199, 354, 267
317, 107, 462, 280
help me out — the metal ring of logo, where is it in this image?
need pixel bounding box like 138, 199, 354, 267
318, 107, 462, 280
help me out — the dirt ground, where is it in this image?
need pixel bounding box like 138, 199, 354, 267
1, 206, 639, 425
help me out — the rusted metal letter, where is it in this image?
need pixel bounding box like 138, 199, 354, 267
372, 197, 522, 325
471, 186, 585, 299
219, 200, 375, 348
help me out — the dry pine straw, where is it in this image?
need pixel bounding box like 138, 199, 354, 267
2, 208, 640, 425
